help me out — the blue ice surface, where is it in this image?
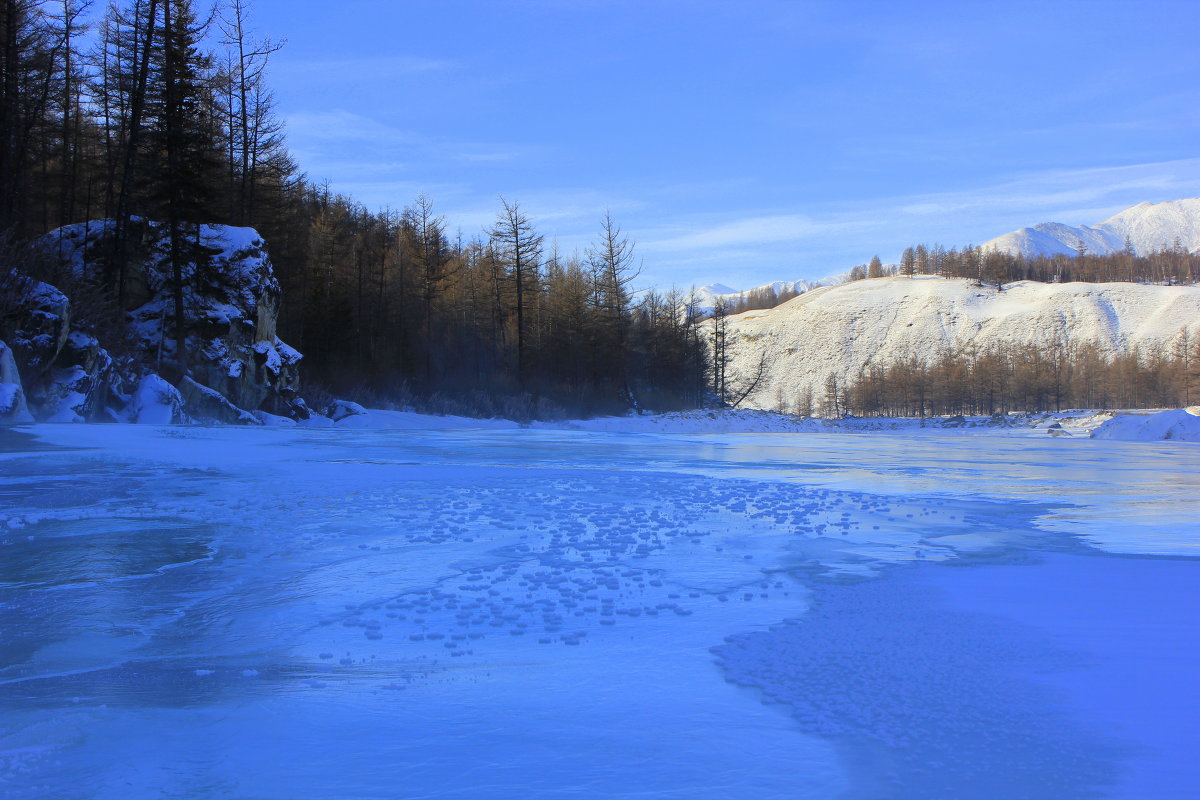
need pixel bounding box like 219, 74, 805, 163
0, 424, 1197, 798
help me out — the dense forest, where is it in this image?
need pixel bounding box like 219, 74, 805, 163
0, 0, 707, 417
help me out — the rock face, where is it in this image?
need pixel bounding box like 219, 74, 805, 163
0, 220, 305, 424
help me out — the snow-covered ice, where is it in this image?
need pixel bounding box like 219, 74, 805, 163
0, 422, 1196, 798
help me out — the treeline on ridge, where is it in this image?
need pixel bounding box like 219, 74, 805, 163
847, 243, 1200, 287
810, 335, 1200, 419
706, 242, 1200, 320
0, 0, 707, 416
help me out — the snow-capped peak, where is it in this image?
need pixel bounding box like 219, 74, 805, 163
983, 198, 1200, 258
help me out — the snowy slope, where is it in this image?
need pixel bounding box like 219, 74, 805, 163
724, 276, 1200, 411
983, 198, 1200, 258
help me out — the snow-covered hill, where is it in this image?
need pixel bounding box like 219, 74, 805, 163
982, 198, 1200, 258
725, 276, 1200, 411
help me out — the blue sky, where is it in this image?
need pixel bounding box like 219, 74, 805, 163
245, 0, 1200, 290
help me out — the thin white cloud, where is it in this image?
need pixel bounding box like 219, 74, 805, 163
285, 110, 541, 204
276, 55, 459, 80
631, 157, 1200, 288
644, 214, 867, 252
286, 110, 414, 144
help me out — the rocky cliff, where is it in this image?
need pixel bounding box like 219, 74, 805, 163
1, 220, 305, 424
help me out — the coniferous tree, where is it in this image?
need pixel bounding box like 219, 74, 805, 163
867, 254, 884, 279
585, 211, 637, 393
489, 198, 542, 388
1, 0, 55, 236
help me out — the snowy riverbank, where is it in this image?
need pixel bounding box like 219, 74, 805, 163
323, 405, 1200, 442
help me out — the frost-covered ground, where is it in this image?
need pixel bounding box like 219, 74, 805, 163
1, 421, 1197, 798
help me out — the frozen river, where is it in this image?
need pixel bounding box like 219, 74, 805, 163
2, 424, 1197, 798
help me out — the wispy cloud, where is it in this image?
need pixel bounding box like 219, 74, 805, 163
644, 214, 869, 252
883, 158, 1200, 228
273, 102, 1200, 289
632, 157, 1200, 288
285, 110, 540, 204
275, 55, 459, 81
286, 110, 414, 145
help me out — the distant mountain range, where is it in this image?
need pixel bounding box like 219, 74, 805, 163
980, 198, 1200, 258
689, 280, 819, 313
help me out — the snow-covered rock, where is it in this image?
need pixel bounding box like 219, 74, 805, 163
325, 399, 368, 422
983, 198, 1200, 258
724, 276, 1200, 411
128, 373, 188, 424
3, 273, 70, 379
0, 339, 34, 424
34, 331, 117, 422
1090, 408, 1200, 442
178, 376, 259, 425
42, 220, 302, 418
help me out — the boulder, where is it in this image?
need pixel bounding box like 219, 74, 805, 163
128, 373, 187, 424
178, 376, 258, 425
325, 399, 368, 422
